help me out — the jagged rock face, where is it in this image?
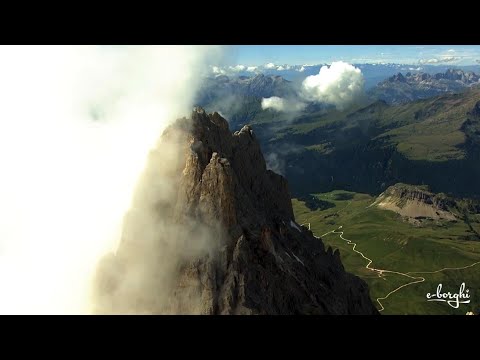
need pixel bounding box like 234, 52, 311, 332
171, 108, 294, 228
93, 108, 378, 315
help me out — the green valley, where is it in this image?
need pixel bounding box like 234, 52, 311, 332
293, 189, 480, 315
250, 88, 480, 200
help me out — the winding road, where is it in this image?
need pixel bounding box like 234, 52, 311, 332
311, 224, 480, 312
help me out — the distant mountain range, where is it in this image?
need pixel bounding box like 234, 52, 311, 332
197, 74, 295, 103
369, 69, 480, 104
197, 69, 480, 130
213, 63, 480, 89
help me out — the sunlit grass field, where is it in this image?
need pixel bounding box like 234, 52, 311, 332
292, 190, 480, 315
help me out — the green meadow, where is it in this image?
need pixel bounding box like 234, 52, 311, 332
292, 190, 480, 315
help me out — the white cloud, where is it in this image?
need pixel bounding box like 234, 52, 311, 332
274, 65, 292, 71
301, 61, 365, 110
212, 66, 226, 75
261, 97, 286, 111
229, 64, 246, 72
441, 56, 461, 62
298, 66, 305, 72
265, 152, 285, 176
419, 56, 461, 64
265, 62, 276, 69
246, 66, 257, 72
419, 58, 439, 64
447, 49, 456, 53
261, 96, 305, 112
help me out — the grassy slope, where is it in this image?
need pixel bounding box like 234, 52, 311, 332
293, 190, 480, 315
259, 88, 480, 161
376, 91, 479, 161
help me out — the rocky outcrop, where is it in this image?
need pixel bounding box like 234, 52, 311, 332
93, 108, 378, 315
374, 183, 457, 221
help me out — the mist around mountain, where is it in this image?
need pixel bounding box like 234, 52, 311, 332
195, 74, 302, 128
94, 109, 378, 315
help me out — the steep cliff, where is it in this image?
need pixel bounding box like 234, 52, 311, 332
93, 108, 378, 315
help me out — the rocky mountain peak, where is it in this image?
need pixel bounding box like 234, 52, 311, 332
443, 68, 464, 81
93, 108, 378, 315
175, 108, 294, 227
389, 72, 406, 82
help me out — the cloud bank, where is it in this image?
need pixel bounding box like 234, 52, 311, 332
212, 65, 226, 75
0, 45, 222, 314
229, 64, 246, 72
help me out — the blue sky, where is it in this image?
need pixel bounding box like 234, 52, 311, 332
232, 45, 480, 66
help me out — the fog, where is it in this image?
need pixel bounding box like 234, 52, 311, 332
0, 45, 222, 314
